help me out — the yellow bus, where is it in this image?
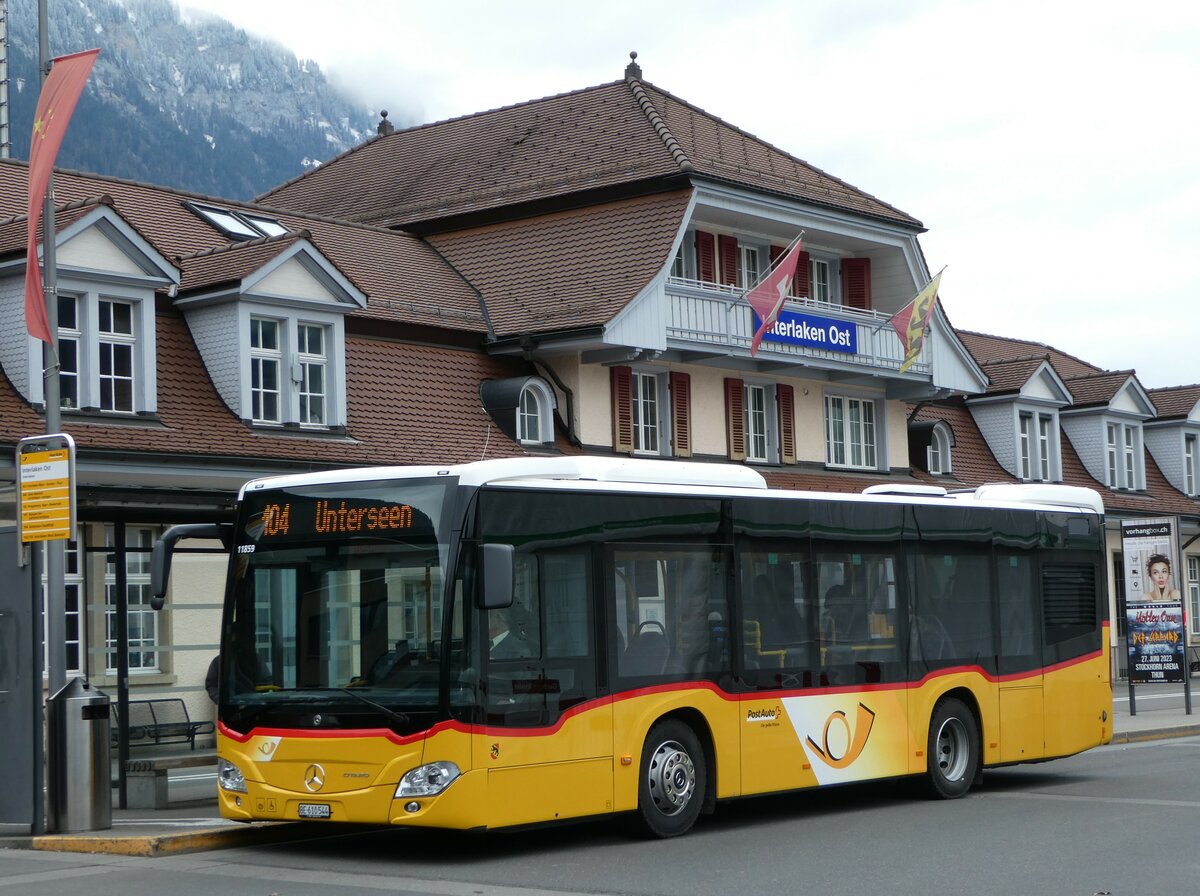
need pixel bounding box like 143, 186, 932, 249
153, 456, 1112, 837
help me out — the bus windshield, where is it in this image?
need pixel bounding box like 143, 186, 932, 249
221, 477, 460, 731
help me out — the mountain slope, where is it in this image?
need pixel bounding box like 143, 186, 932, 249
7, 0, 381, 200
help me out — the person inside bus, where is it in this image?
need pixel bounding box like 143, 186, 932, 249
488, 606, 534, 660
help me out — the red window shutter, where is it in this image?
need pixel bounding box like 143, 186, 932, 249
611, 366, 634, 454
777, 384, 796, 465
725, 377, 746, 461
695, 231, 716, 283
718, 234, 739, 287
769, 245, 783, 267
842, 257, 872, 310
670, 372, 692, 458
795, 250, 811, 299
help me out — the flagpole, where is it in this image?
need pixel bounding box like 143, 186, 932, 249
38, 0, 67, 700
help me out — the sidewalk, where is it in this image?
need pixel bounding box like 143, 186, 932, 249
5, 684, 1200, 856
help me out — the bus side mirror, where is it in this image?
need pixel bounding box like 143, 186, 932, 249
151, 523, 233, 610
479, 543, 514, 610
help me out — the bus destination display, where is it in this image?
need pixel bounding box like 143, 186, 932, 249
257, 498, 421, 539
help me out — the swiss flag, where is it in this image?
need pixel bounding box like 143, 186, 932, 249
25, 49, 100, 343
747, 239, 803, 356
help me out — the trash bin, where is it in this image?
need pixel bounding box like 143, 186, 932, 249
46, 677, 112, 833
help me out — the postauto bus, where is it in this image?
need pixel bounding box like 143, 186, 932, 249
152, 456, 1111, 837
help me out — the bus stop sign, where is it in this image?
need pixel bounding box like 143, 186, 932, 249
16, 433, 77, 544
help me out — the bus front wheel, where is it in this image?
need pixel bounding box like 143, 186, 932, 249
635, 719, 706, 838
925, 697, 979, 799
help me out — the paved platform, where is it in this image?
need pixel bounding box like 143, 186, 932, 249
4, 681, 1198, 856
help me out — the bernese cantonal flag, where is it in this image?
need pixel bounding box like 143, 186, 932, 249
25, 48, 100, 343
747, 239, 803, 356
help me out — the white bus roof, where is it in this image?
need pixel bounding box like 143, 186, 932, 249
240, 457, 1104, 515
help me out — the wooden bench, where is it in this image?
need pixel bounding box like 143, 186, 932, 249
124, 752, 217, 809
112, 698, 215, 749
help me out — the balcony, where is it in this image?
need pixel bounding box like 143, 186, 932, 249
665, 277, 925, 381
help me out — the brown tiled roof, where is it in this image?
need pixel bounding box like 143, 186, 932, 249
762, 469, 922, 494
1149, 385, 1200, 420
0, 160, 487, 334
0, 306, 557, 466
909, 402, 1015, 487
907, 398, 1200, 515
260, 76, 921, 231
957, 330, 1102, 379
976, 356, 1055, 396
1061, 370, 1139, 409
637, 82, 919, 227
428, 190, 691, 337
176, 232, 312, 293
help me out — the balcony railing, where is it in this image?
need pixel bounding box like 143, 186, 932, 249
665, 277, 925, 376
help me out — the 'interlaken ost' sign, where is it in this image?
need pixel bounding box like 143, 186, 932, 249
754, 309, 857, 354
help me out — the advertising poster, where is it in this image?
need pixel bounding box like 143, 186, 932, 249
1121, 518, 1185, 684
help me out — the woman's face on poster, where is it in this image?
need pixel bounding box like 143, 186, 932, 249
1150, 561, 1171, 590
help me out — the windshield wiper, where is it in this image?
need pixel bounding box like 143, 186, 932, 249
328, 687, 411, 727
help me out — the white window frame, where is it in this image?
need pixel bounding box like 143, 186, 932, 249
738, 244, 762, 291
242, 309, 344, 429
811, 258, 832, 304
1188, 555, 1200, 639
47, 286, 157, 415
744, 382, 777, 463
58, 294, 81, 411
104, 526, 160, 674
1019, 410, 1057, 482
1104, 420, 1143, 490
824, 393, 878, 470
631, 370, 662, 455
518, 379, 556, 445
1185, 434, 1197, 496
928, 423, 953, 475
250, 316, 283, 424
98, 298, 136, 413
40, 534, 85, 677
1106, 423, 1118, 487
296, 322, 327, 427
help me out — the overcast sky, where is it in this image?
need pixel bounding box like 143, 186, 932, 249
179, 0, 1199, 390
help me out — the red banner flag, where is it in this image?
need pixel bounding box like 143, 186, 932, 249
889, 270, 942, 373
25, 48, 100, 343
747, 239, 803, 356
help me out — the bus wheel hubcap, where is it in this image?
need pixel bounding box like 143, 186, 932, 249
648, 740, 695, 815
935, 717, 969, 781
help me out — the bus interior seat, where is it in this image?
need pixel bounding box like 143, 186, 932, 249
623, 622, 669, 676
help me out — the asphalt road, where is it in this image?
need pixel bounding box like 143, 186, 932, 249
10, 734, 1200, 896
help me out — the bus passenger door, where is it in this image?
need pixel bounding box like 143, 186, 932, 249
477, 548, 613, 828
996, 552, 1044, 762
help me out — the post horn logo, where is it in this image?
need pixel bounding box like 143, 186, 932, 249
806, 703, 876, 769
303, 763, 326, 792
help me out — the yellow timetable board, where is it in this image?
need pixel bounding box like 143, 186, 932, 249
18, 447, 73, 542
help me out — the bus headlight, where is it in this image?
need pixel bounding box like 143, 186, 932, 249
395, 761, 461, 797
217, 758, 248, 793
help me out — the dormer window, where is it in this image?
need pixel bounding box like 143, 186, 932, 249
1019, 411, 1057, 481
928, 424, 953, 475
518, 380, 555, 445
1105, 422, 1143, 490
54, 289, 156, 416
247, 314, 335, 428
187, 202, 288, 241
1186, 435, 1197, 496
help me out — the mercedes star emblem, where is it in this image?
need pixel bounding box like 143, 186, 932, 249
303, 763, 326, 792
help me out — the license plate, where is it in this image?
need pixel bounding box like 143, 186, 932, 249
297, 803, 331, 819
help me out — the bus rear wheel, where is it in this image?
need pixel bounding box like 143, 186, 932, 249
635, 719, 706, 838
925, 697, 979, 799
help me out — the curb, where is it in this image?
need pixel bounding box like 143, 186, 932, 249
14, 821, 299, 858
1110, 724, 1200, 745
